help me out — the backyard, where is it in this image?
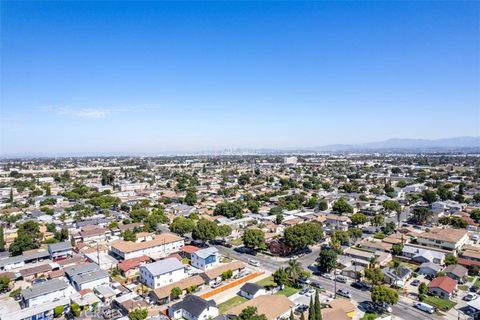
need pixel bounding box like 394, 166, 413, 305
218, 296, 247, 313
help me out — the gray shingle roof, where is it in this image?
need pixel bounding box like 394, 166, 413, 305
22, 278, 68, 300
141, 258, 184, 276
240, 282, 263, 295
48, 241, 72, 253
170, 294, 216, 317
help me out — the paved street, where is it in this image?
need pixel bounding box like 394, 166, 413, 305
216, 245, 448, 320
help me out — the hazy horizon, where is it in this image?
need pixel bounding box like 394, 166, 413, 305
1, 1, 479, 156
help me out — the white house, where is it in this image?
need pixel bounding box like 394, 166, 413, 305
110, 233, 184, 260
168, 294, 219, 320
21, 278, 75, 307
139, 258, 187, 289
48, 241, 73, 261
191, 247, 219, 271
64, 263, 110, 291
239, 283, 267, 299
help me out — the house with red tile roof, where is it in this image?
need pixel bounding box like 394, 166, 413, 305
118, 255, 152, 279
428, 276, 457, 299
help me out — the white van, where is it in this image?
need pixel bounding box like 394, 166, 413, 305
248, 259, 260, 267
335, 275, 348, 283
414, 302, 435, 314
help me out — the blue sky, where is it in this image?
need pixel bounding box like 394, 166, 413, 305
1, 1, 479, 155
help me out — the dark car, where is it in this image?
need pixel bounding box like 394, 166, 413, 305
411, 279, 421, 286
311, 281, 323, 289
294, 304, 309, 315
351, 281, 372, 291
360, 301, 376, 313
470, 286, 478, 293
234, 246, 257, 255
209, 239, 232, 248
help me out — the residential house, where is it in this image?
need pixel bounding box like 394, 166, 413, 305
229, 294, 294, 320
415, 228, 468, 254
444, 264, 468, 284
168, 294, 219, 320
191, 247, 219, 271
418, 262, 442, 277
21, 278, 75, 307
118, 255, 151, 279
47, 241, 73, 261
382, 266, 413, 288
201, 261, 245, 286
64, 263, 110, 291
428, 276, 457, 299
150, 275, 205, 304
402, 244, 448, 264
139, 258, 187, 289
239, 282, 267, 299
110, 233, 184, 260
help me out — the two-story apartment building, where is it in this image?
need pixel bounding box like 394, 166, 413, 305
139, 258, 188, 289
21, 278, 75, 307
47, 241, 73, 261
64, 263, 110, 291
110, 233, 184, 260
191, 247, 219, 271
415, 228, 468, 254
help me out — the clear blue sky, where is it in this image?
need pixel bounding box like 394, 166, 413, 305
1, 1, 479, 155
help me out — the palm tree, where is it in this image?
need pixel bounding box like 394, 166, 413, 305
287, 258, 303, 286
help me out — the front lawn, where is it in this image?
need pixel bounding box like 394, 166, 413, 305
474, 278, 480, 288
276, 286, 300, 297
256, 276, 276, 287
422, 296, 456, 311
218, 296, 247, 313
458, 285, 469, 291
361, 312, 378, 320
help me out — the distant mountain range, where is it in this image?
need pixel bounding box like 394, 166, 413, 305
309, 136, 480, 152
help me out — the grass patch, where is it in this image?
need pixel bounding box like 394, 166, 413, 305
467, 276, 475, 283
361, 312, 379, 320
181, 257, 190, 264
256, 276, 276, 287
474, 278, 480, 288
230, 238, 243, 246
458, 285, 469, 291
422, 296, 456, 311
276, 286, 300, 297
218, 296, 247, 313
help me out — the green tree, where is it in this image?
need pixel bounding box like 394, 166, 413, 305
391, 243, 404, 256
122, 230, 136, 242
129, 308, 148, 320
170, 216, 195, 236
286, 259, 305, 285
422, 190, 437, 204
316, 249, 337, 273
53, 305, 64, 318
284, 223, 323, 250
419, 282, 428, 295
289, 310, 294, 320
247, 200, 260, 213
371, 214, 385, 226
348, 228, 362, 241
273, 267, 290, 287
70, 303, 81, 317
315, 289, 322, 320
318, 200, 328, 211
332, 198, 353, 214
234, 306, 268, 320
364, 268, 384, 285
217, 224, 232, 239
371, 285, 399, 305
308, 296, 314, 320
192, 218, 219, 243
269, 206, 283, 216
276, 213, 284, 225
0, 226, 5, 252
444, 254, 457, 266
184, 188, 197, 206
214, 201, 244, 219
383, 200, 401, 213
170, 287, 182, 300
222, 269, 233, 280
0, 275, 10, 291
412, 207, 433, 225
242, 229, 266, 250
351, 213, 367, 226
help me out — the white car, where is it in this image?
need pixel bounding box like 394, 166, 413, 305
322, 273, 335, 280
464, 293, 478, 301
248, 259, 260, 267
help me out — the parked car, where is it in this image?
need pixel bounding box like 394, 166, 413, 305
311, 281, 323, 289
359, 301, 376, 313
336, 289, 352, 298
298, 277, 311, 285
211, 282, 222, 289
414, 302, 436, 314
470, 286, 478, 293
464, 293, 478, 301
248, 259, 260, 267
323, 273, 335, 280
411, 279, 420, 286
233, 272, 244, 279
375, 302, 392, 313
335, 275, 348, 283
234, 246, 257, 255
351, 281, 371, 291
294, 304, 309, 315
32, 278, 46, 285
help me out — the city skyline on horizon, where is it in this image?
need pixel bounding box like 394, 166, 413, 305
1, 1, 479, 156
